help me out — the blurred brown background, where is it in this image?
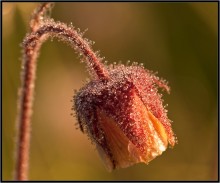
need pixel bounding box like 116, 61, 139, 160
2, 2, 218, 181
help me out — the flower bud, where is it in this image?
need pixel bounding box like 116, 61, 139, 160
74, 64, 176, 171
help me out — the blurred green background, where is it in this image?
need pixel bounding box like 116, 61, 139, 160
2, 2, 218, 181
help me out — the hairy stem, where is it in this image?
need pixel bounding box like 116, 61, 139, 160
15, 3, 109, 180
30, 2, 54, 32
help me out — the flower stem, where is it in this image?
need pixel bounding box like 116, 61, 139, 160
15, 3, 109, 180
30, 2, 54, 32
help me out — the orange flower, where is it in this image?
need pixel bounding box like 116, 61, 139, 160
74, 64, 176, 171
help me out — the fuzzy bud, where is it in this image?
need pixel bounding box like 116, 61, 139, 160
74, 64, 176, 171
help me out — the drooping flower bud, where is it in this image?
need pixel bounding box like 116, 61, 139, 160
74, 63, 176, 171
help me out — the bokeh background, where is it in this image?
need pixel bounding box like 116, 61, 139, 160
2, 2, 218, 181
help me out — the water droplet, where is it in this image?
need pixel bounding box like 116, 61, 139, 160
126, 60, 131, 65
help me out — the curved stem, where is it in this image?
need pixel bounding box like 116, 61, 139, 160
15, 4, 109, 180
